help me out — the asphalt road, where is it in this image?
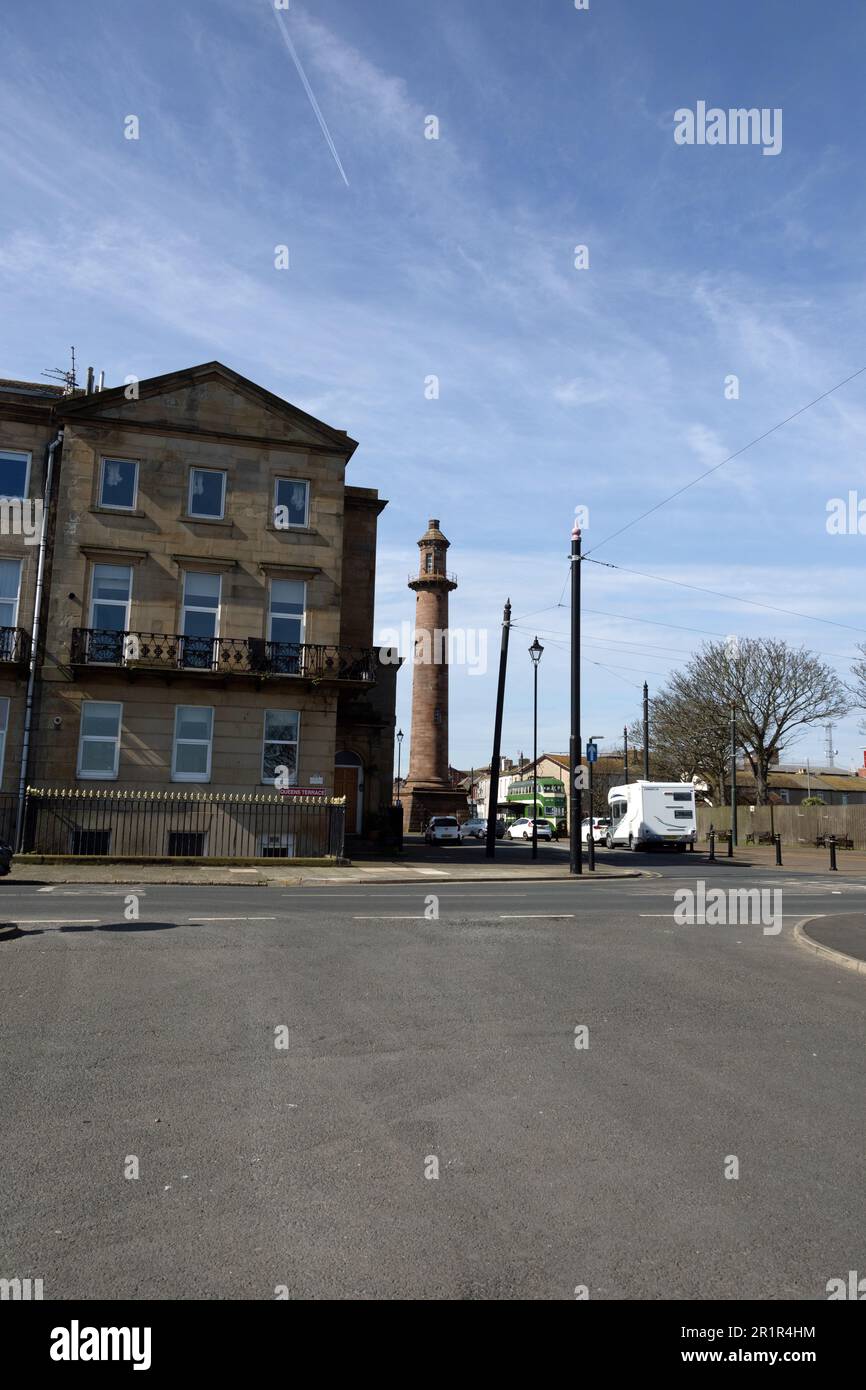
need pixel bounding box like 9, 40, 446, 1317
2, 869, 865, 1300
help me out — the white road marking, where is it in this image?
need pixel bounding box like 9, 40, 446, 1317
640, 912, 803, 920
14, 918, 100, 925
498, 914, 575, 920
187, 916, 276, 923
36, 886, 54, 893
352, 916, 426, 921
284, 891, 532, 899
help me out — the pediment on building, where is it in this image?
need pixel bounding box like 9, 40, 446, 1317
57, 361, 358, 456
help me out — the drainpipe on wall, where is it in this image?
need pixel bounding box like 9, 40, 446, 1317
15, 427, 64, 850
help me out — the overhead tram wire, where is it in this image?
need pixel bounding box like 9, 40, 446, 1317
581, 555, 866, 637
583, 363, 866, 559
512, 365, 866, 643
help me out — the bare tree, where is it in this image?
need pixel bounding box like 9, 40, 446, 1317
628, 683, 730, 803
663, 639, 850, 804
851, 643, 866, 732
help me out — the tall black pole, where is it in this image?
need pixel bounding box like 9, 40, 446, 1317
643, 682, 650, 780
730, 704, 738, 848
569, 526, 582, 874
587, 750, 595, 871
623, 726, 629, 784
531, 660, 538, 861
485, 600, 511, 859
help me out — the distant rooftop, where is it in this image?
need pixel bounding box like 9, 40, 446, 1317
0, 378, 68, 398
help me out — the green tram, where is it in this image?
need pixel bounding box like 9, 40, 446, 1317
504, 777, 568, 833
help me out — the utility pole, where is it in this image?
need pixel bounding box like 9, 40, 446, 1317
643, 682, 650, 780
485, 600, 511, 859
569, 525, 582, 875
623, 726, 629, 784
730, 704, 738, 847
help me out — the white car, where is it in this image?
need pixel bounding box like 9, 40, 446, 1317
581, 816, 611, 844
505, 817, 554, 842
424, 816, 461, 844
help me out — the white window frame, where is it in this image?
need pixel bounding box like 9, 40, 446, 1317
76, 701, 123, 780
261, 709, 300, 786
0, 695, 9, 785
89, 563, 133, 632
171, 705, 214, 783
259, 832, 295, 859
0, 558, 22, 630
273, 477, 310, 530
181, 571, 221, 638
188, 468, 226, 520
98, 456, 139, 511
267, 578, 306, 645
0, 450, 31, 502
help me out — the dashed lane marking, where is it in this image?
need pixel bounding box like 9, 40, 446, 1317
14, 918, 100, 926
187, 916, 277, 923
498, 914, 576, 920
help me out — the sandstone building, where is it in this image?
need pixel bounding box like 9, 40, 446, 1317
0, 362, 396, 849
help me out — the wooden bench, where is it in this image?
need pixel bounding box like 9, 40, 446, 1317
815, 835, 854, 850
745, 831, 775, 845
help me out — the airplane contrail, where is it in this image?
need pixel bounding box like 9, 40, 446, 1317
271, 6, 350, 187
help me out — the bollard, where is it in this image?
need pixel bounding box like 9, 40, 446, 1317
588, 829, 596, 873
829, 835, 838, 872
727, 829, 733, 858
708, 827, 715, 862
775, 833, 783, 867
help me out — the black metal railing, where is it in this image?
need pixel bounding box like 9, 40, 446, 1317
70, 629, 377, 683
407, 572, 458, 585
0, 627, 29, 664
20, 788, 346, 860
0, 792, 17, 843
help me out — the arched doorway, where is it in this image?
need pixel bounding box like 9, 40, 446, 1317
334, 751, 364, 834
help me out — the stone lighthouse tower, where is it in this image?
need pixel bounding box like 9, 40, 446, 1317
402, 519, 466, 831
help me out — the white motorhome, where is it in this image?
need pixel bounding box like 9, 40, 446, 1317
606, 781, 696, 852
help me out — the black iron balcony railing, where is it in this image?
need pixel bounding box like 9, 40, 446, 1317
70, 629, 377, 683
0, 626, 30, 664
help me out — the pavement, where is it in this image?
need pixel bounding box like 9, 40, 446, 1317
9, 836, 866, 885
797, 911, 866, 968
2, 865, 866, 1299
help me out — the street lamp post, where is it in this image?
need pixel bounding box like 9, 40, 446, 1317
395, 728, 403, 806
529, 636, 544, 861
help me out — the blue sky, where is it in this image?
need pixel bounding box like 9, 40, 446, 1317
3, 0, 866, 773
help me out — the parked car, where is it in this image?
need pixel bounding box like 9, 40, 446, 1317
424, 816, 461, 844
581, 816, 611, 845
461, 817, 487, 839
505, 817, 554, 842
